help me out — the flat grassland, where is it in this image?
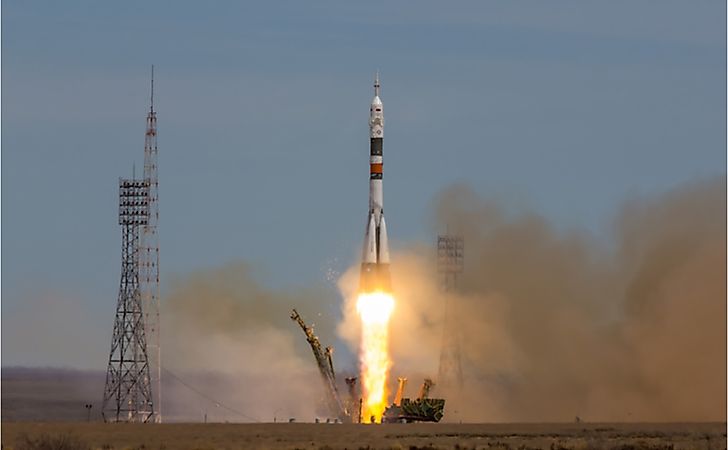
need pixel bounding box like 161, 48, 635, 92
1, 422, 725, 450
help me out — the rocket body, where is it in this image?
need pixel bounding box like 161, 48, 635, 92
360, 74, 391, 293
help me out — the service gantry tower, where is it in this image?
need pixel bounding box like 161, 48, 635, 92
436, 234, 464, 391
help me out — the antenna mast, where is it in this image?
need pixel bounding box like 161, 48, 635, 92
150, 65, 154, 112
140, 65, 162, 423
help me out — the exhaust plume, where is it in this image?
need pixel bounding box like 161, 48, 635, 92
163, 176, 724, 423
160, 263, 339, 422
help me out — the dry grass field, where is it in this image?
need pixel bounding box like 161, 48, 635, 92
1, 422, 725, 450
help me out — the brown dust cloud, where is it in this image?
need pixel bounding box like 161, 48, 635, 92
163, 176, 726, 422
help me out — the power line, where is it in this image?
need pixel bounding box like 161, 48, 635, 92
161, 366, 260, 423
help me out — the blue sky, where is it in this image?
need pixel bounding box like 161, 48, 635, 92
2, 1, 725, 368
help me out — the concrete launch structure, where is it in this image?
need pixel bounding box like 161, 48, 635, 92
360, 73, 391, 292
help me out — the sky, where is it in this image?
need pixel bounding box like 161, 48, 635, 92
2, 0, 726, 368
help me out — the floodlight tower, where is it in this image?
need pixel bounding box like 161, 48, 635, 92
102, 68, 160, 423
436, 234, 464, 391
102, 179, 155, 422
140, 66, 162, 423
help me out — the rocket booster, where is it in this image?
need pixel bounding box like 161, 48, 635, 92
360, 73, 391, 293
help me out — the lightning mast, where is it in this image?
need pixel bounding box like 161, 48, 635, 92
140, 66, 162, 423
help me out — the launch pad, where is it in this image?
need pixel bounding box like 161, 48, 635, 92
290, 308, 446, 424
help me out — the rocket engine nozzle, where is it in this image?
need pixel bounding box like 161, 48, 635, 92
359, 263, 392, 293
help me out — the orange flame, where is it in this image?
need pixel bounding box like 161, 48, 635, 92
356, 291, 395, 423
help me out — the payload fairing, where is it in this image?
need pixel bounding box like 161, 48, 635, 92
360, 73, 391, 293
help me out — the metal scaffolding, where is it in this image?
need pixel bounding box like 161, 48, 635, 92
102, 67, 160, 423
290, 309, 349, 422
436, 234, 464, 391
102, 179, 155, 422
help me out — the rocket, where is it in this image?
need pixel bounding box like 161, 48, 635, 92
360, 73, 391, 293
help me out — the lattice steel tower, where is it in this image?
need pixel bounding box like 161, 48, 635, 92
102, 68, 160, 422
437, 234, 464, 391
140, 66, 161, 423
102, 178, 155, 422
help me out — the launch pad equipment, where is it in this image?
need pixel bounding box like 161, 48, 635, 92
290, 309, 352, 422
393, 377, 407, 406
345, 377, 360, 422
418, 378, 434, 399
382, 378, 446, 423
437, 234, 464, 391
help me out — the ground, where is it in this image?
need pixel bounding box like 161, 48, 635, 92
1, 422, 725, 450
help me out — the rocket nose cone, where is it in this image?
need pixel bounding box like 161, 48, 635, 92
371, 96, 383, 106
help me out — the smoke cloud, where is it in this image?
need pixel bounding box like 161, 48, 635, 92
164, 176, 725, 423
338, 176, 725, 422
160, 262, 341, 422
